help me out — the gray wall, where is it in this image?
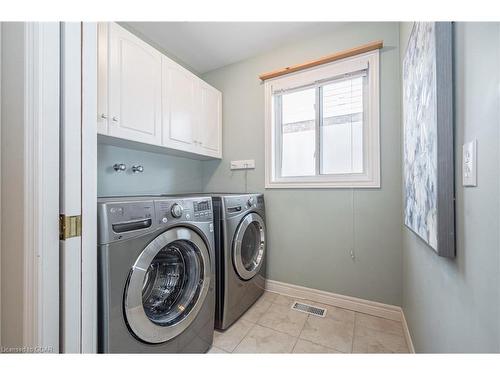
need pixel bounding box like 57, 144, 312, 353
97, 143, 204, 196
400, 22, 500, 352
202, 22, 403, 305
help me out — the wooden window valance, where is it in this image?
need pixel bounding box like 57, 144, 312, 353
259, 40, 383, 81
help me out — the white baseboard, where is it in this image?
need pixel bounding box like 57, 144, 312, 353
265, 279, 415, 353
400, 308, 416, 353
265, 279, 402, 321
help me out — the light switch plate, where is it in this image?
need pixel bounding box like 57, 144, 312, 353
462, 140, 477, 187
230, 159, 255, 170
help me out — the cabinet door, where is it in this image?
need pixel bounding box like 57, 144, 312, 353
197, 82, 222, 158
97, 22, 109, 135
162, 57, 197, 152
108, 23, 162, 145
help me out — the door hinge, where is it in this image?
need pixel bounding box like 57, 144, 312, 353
59, 214, 82, 240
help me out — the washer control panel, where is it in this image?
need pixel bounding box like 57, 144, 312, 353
193, 199, 212, 220
98, 200, 155, 243
154, 198, 212, 224
97, 196, 214, 245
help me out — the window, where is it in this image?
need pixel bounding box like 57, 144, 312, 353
265, 51, 380, 188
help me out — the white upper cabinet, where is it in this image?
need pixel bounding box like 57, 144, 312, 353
162, 57, 197, 152
98, 22, 222, 159
108, 23, 162, 145
96, 23, 163, 144
198, 82, 222, 158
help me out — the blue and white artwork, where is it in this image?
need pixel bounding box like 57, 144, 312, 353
403, 23, 438, 250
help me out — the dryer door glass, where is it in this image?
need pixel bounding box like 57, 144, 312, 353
240, 222, 261, 270
233, 213, 266, 280
124, 227, 211, 344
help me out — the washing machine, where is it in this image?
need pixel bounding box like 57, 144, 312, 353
97, 195, 215, 353
211, 193, 266, 330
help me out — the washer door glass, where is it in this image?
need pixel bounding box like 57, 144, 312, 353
233, 213, 266, 280
142, 240, 201, 326
124, 227, 211, 344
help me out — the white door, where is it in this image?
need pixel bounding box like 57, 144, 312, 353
60, 22, 82, 353
198, 82, 222, 158
162, 57, 197, 152
108, 23, 162, 145
60, 22, 97, 353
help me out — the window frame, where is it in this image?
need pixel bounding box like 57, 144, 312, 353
264, 50, 380, 189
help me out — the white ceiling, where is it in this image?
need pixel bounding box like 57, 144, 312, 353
123, 22, 346, 74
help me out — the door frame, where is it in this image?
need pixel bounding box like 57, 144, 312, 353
81, 22, 98, 353
23, 22, 61, 352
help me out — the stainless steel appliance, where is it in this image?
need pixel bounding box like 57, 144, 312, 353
211, 193, 266, 330
97, 195, 215, 353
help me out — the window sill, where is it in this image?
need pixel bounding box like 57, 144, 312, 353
265, 179, 381, 189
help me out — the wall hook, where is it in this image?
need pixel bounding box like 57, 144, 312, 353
350, 249, 356, 261
113, 163, 126, 172
131, 165, 144, 173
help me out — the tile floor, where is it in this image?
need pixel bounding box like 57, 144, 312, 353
208, 292, 410, 354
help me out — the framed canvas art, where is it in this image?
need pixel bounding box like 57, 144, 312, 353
403, 22, 455, 258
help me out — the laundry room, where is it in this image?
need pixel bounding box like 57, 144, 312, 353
90, 19, 497, 356
1, 1, 500, 373
92, 20, 406, 355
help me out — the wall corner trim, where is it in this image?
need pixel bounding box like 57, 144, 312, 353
265, 279, 415, 353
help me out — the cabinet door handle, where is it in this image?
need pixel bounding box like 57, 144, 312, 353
112, 116, 119, 122
100, 113, 108, 119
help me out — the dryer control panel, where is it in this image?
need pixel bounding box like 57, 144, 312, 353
222, 194, 265, 219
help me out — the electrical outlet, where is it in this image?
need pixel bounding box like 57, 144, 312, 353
230, 160, 255, 170
462, 140, 477, 187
